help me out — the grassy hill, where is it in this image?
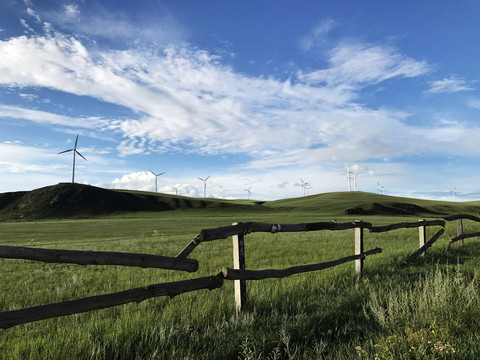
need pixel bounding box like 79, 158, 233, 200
1, 183, 479, 220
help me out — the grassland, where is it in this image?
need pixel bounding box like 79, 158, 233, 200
1, 187, 480, 359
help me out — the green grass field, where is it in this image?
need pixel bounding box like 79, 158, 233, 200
1, 188, 480, 359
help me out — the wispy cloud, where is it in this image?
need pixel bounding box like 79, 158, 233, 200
426, 76, 473, 93
299, 19, 335, 52
0, 105, 110, 129
299, 42, 429, 87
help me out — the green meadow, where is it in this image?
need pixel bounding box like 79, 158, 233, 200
1, 188, 480, 359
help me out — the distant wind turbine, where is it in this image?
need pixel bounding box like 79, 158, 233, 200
58, 134, 87, 184
171, 185, 180, 195
300, 179, 310, 196
245, 186, 252, 200
198, 176, 210, 198
345, 164, 353, 192
377, 181, 385, 194
219, 185, 228, 199
353, 172, 359, 191
450, 187, 456, 201
149, 170, 165, 193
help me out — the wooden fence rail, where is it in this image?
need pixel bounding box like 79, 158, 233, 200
401, 229, 445, 268
222, 248, 382, 281
369, 219, 445, 233
0, 245, 199, 272
0, 273, 224, 330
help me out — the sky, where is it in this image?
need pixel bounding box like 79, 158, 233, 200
1, 0, 480, 201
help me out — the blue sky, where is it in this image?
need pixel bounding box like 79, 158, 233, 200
1, 0, 480, 201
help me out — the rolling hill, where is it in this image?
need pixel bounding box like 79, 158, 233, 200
0, 182, 479, 220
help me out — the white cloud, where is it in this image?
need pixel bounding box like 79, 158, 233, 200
64, 5, 80, 18
299, 19, 335, 52
299, 43, 429, 87
0, 105, 109, 129
426, 76, 474, 93
26, 8, 41, 22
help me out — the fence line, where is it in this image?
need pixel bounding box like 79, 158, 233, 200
1, 214, 479, 329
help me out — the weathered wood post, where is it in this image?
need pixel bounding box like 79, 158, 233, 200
457, 219, 464, 247
419, 219, 426, 256
354, 220, 364, 276
232, 222, 246, 313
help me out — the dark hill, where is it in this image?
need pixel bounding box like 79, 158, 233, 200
0, 183, 177, 219
0, 183, 261, 220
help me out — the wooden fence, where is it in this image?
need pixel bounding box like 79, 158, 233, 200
1, 214, 479, 330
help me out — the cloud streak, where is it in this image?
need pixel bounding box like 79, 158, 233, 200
426, 76, 473, 93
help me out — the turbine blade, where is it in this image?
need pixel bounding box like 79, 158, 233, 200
58, 149, 73, 154
76, 150, 87, 161
74, 134, 79, 149
198, 177, 204, 181
149, 170, 157, 176
159, 172, 165, 176
205, 176, 210, 181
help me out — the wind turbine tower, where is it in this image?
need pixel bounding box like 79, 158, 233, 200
198, 176, 210, 198
451, 187, 456, 201
149, 170, 165, 193
58, 134, 87, 184
345, 164, 353, 192
353, 173, 359, 191
171, 185, 180, 196
245, 186, 252, 200
377, 181, 385, 194
219, 185, 228, 199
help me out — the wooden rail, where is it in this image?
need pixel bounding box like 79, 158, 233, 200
400, 229, 445, 268
222, 248, 382, 280
0, 273, 223, 330
0, 245, 198, 272
369, 220, 445, 233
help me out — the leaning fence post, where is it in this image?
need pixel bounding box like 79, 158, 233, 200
419, 219, 426, 256
457, 219, 464, 247
354, 220, 364, 276
232, 222, 246, 313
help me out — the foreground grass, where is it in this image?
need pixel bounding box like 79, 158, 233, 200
1, 211, 480, 359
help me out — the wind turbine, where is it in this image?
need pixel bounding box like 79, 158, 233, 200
149, 170, 165, 193
345, 164, 353, 192
353, 173, 359, 191
58, 134, 87, 184
198, 176, 210, 198
171, 185, 180, 195
300, 179, 310, 196
377, 181, 385, 194
306, 185, 312, 195
245, 186, 252, 200
219, 185, 228, 199
450, 187, 456, 201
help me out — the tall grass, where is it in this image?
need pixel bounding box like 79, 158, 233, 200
1, 213, 480, 359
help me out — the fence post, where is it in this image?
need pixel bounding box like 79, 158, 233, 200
232, 222, 246, 313
354, 220, 363, 276
419, 219, 426, 256
457, 219, 464, 247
